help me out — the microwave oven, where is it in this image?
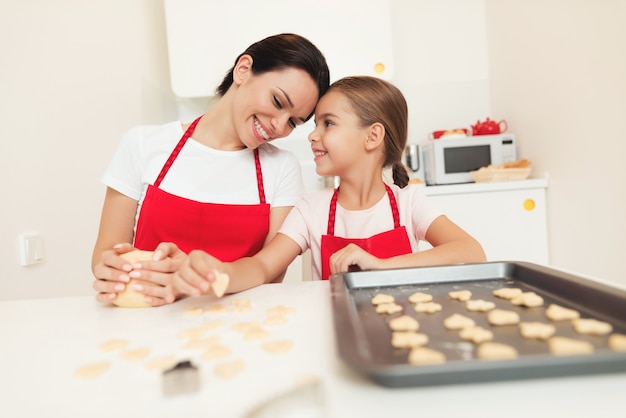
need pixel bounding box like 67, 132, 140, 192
422, 133, 517, 185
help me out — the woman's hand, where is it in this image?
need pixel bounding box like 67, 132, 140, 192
173, 250, 225, 297
329, 243, 384, 275
123, 242, 187, 306
92, 243, 137, 304
92, 242, 186, 307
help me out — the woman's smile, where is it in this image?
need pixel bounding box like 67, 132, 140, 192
252, 116, 271, 142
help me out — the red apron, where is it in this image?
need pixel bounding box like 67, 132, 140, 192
133, 116, 270, 261
320, 184, 412, 280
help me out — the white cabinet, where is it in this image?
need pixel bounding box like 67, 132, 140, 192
163, 0, 393, 98
420, 179, 550, 265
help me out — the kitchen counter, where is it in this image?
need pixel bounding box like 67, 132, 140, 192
420, 178, 548, 196
1, 280, 624, 418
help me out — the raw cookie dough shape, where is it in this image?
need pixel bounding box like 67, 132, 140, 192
214, 359, 245, 379
376, 302, 403, 315
414, 301, 442, 314
466, 299, 496, 312
444, 313, 476, 330
99, 338, 128, 352
408, 347, 446, 365
391, 331, 429, 348
519, 322, 556, 340
477, 342, 518, 360
184, 307, 204, 316
182, 336, 220, 350
548, 336, 594, 356
263, 314, 288, 326
262, 340, 294, 354
389, 315, 419, 332
487, 309, 521, 326
145, 355, 178, 371
206, 303, 228, 313
460, 326, 494, 344
545, 303, 580, 321
371, 294, 394, 305
449, 290, 472, 302
492, 287, 523, 300
572, 318, 613, 336
120, 347, 151, 361
113, 250, 156, 308
230, 298, 252, 312
510, 291, 544, 308
408, 291, 433, 304
210, 269, 230, 298
74, 361, 110, 379
202, 344, 231, 360
608, 334, 626, 351
267, 305, 297, 316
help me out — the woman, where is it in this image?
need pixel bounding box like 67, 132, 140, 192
92, 33, 330, 306
173, 76, 486, 296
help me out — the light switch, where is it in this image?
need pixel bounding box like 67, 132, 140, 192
19, 234, 45, 266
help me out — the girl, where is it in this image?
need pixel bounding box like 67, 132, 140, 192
91, 34, 330, 306
172, 76, 486, 295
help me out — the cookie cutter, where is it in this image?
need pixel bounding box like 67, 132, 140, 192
162, 360, 200, 396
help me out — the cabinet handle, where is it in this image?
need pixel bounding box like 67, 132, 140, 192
374, 62, 385, 74
523, 199, 536, 211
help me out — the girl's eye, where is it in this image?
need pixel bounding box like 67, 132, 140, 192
324, 120, 334, 127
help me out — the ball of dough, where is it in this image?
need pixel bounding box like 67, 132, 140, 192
112, 250, 155, 308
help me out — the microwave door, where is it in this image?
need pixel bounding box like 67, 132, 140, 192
443, 144, 491, 183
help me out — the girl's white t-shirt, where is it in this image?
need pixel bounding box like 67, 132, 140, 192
102, 121, 305, 213
278, 184, 444, 281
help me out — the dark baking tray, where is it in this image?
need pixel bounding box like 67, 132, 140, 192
330, 261, 626, 387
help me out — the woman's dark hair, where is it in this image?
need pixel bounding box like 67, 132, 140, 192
215, 33, 330, 120
329, 76, 410, 188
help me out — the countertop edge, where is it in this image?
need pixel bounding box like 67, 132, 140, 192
420, 178, 548, 196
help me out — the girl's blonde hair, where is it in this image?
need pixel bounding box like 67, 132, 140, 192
328, 76, 409, 187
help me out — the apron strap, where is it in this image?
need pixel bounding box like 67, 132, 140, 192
253, 148, 266, 204
326, 184, 400, 236
385, 184, 401, 228
154, 116, 266, 204
326, 188, 340, 235
154, 116, 201, 187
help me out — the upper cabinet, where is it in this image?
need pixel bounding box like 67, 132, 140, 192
163, 0, 393, 98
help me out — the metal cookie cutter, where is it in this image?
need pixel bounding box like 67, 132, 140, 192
162, 360, 200, 396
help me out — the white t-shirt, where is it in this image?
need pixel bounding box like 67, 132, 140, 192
278, 184, 444, 281
102, 121, 305, 216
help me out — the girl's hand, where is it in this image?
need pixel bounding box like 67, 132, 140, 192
124, 242, 187, 306
329, 243, 384, 274
173, 250, 225, 297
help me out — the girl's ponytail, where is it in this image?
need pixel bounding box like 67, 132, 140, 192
392, 162, 409, 188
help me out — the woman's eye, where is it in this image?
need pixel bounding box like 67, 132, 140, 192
273, 95, 283, 109
288, 118, 297, 129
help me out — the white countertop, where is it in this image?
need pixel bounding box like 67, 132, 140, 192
421, 178, 548, 196
1, 280, 624, 418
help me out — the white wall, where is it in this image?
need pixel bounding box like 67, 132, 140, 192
485, 0, 626, 285
0, 0, 176, 300
1, 0, 624, 301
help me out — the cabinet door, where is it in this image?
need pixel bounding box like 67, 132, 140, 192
420, 188, 550, 264
164, 0, 393, 98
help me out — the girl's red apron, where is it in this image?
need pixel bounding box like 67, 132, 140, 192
133, 116, 270, 261
320, 184, 412, 280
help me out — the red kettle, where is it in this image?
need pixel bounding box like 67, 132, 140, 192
472, 118, 508, 136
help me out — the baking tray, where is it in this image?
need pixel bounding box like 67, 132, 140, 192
330, 261, 626, 387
